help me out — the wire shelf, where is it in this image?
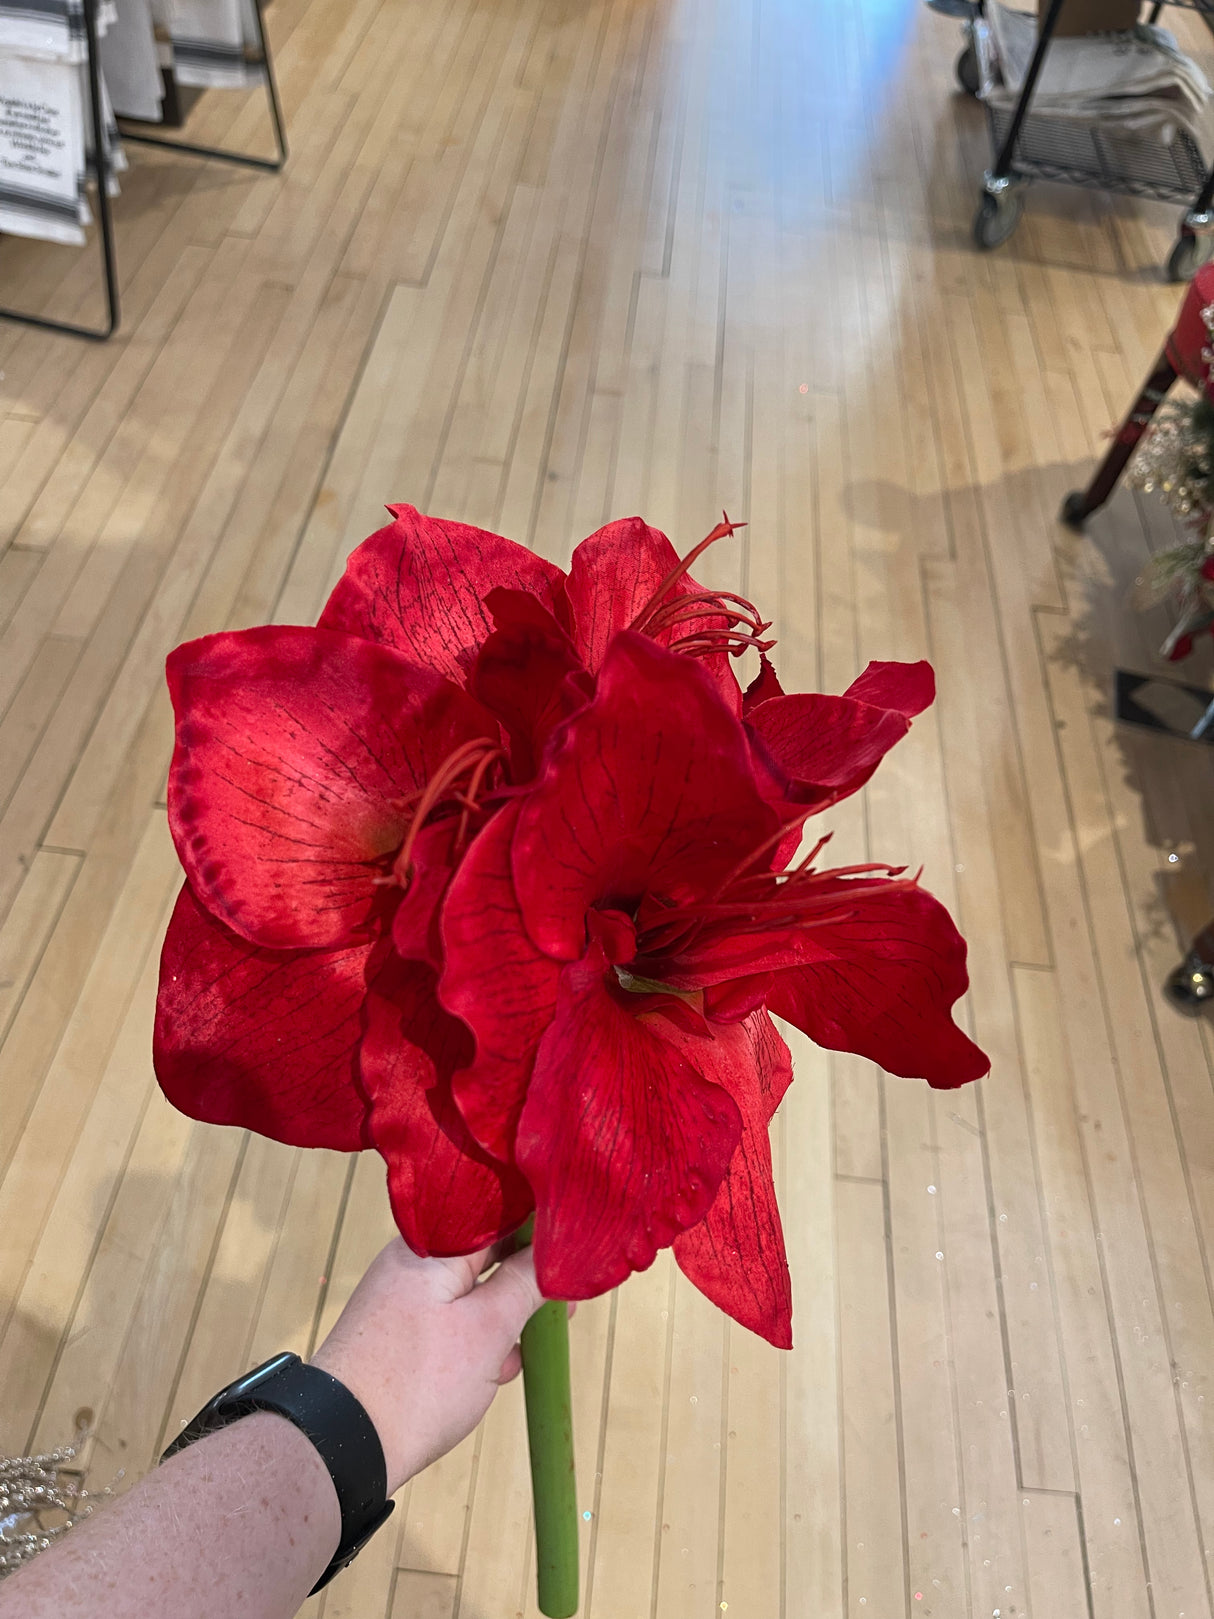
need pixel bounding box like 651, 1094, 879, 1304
985, 101, 1209, 202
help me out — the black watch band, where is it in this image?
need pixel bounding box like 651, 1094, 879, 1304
161, 1352, 395, 1594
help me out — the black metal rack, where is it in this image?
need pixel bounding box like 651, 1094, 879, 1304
0, 0, 287, 342
953, 0, 1214, 277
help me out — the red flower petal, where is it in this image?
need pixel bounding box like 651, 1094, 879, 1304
743, 655, 785, 714
747, 692, 912, 809
319, 505, 566, 684
563, 518, 684, 665
704, 972, 773, 1023
752, 1004, 795, 1112
390, 819, 457, 972
516, 946, 743, 1299
587, 907, 638, 964
844, 659, 935, 717
481, 586, 570, 639
167, 625, 494, 950
362, 959, 533, 1255
439, 801, 561, 1161
154, 883, 372, 1150
512, 633, 778, 961
674, 1011, 793, 1347
760, 883, 989, 1088
469, 588, 587, 780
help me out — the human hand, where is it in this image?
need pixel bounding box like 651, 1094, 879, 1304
309, 1237, 545, 1494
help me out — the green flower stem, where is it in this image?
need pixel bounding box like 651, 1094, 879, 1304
513, 1218, 578, 1617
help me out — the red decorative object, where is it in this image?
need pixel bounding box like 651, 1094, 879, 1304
155, 510, 988, 1340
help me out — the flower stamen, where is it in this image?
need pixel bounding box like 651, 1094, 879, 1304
392, 736, 506, 885
634, 834, 914, 959
628, 514, 776, 662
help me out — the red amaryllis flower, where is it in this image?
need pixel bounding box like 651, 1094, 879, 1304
153, 623, 532, 1253
438, 633, 988, 1347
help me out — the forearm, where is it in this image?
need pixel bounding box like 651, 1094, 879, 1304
0, 1413, 340, 1619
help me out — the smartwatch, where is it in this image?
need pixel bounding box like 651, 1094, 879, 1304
161, 1352, 395, 1593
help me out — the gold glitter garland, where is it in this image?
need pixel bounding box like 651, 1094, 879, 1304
1128, 401, 1214, 523
0, 1438, 116, 1578
1127, 300, 1214, 658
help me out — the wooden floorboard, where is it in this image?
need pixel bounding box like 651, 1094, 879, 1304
3, 0, 1214, 1614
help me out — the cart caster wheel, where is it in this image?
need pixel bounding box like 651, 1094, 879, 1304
1165, 950, 1214, 1014
1166, 232, 1208, 283
972, 189, 1023, 251
1060, 491, 1090, 528
955, 42, 980, 95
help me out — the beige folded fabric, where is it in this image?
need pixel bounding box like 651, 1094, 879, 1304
988, 1, 1212, 146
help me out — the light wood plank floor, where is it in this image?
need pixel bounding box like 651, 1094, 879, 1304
2, 0, 1214, 1614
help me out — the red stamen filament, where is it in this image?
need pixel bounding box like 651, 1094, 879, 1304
668, 630, 777, 659
642, 591, 771, 641
390, 736, 506, 884
636, 855, 914, 961
705, 820, 825, 905
627, 513, 775, 661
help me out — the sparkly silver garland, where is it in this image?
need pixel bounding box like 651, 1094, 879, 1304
0, 1444, 113, 1578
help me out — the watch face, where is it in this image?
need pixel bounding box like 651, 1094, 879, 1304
162, 1353, 303, 1460
226, 1352, 302, 1399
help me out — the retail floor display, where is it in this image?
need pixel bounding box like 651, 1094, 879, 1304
0, 0, 285, 339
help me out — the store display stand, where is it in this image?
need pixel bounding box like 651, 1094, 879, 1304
1062, 269, 1214, 1009
1061, 349, 1179, 529
0, 0, 119, 340
118, 0, 287, 175
1111, 667, 1214, 741
0, 0, 287, 342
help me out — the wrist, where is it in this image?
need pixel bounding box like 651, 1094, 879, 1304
220, 1408, 342, 1515
308, 1341, 413, 1495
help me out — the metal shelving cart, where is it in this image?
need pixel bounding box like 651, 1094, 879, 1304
953, 0, 1214, 278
